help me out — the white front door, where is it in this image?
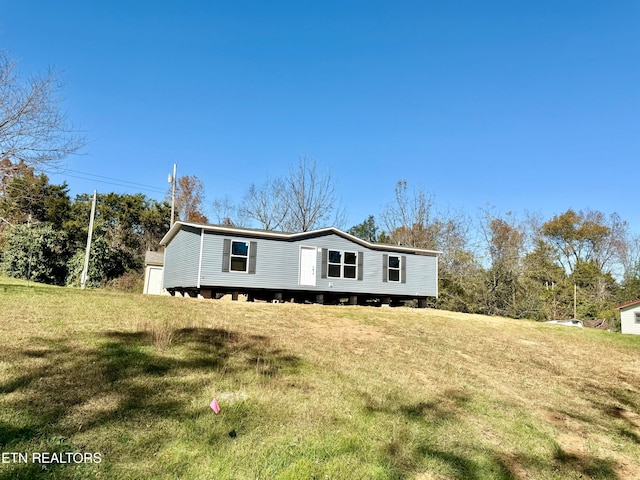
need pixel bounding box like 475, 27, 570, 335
299, 246, 317, 286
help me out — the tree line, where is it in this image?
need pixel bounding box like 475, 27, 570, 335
1, 48, 638, 327
203, 163, 640, 329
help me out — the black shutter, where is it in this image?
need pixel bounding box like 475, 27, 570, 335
321, 249, 328, 278
357, 252, 363, 281
401, 255, 407, 283
222, 239, 231, 272
382, 254, 388, 282
248, 241, 257, 274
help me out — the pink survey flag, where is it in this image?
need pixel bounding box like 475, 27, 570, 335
210, 398, 221, 414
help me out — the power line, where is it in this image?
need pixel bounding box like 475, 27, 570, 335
40, 166, 168, 194
64, 169, 167, 192
63, 173, 166, 194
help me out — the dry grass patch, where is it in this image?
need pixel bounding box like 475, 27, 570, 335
1, 278, 639, 479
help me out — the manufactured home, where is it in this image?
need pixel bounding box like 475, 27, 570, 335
615, 299, 640, 335
159, 222, 439, 306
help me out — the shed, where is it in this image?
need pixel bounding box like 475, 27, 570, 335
615, 299, 640, 335
143, 250, 167, 295
159, 222, 440, 306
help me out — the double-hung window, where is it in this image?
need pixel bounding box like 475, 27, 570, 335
222, 239, 257, 274
388, 255, 401, 282
382, 254, 406, 283
230, 241, 249, 272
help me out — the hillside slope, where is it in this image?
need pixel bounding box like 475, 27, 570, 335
1, 278, 639, 479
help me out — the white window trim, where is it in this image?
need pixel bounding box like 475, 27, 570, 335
388, 255, 401, 283
327, 249, 358, 280
230, 240, 249, 273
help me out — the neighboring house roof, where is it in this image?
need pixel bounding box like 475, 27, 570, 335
160, 221, 441, 256
615, 299, 640, 310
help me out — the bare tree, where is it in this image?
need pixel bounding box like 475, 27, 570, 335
211, 195, 246, 226
0, 51, 84, 174
381, 179, 435, 248
282, 156, 340, 232
241, 156, 342, 232
620, 234, 640, 281
241, 178, 290, 230
380, 179, 480, 311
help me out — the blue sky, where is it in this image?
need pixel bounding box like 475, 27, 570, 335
2, 1, 639, 234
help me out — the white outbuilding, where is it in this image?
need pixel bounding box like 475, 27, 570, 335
143, 250, 167, 295
615, 299, 640, 335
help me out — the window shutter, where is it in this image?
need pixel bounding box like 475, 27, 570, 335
248, 241, 257, 274
222, 239, 231, 272
382, 254, 388, 282
321, 249, 328, 278
401, 255, 407, 283
357, 252, 363, 281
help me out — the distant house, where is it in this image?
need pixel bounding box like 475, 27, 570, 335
615, 299, 640, 335
545, 319, 583, 328
158, 222, 440, 306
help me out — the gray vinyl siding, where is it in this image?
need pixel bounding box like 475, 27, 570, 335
163, 226, 201, 289
197, 231, 437, 297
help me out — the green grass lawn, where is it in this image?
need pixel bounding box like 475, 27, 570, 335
1, 277, 639, 479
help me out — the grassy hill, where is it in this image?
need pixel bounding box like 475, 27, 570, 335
1, 277, 639, 479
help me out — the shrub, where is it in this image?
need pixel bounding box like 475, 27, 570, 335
0, 223, 69, 285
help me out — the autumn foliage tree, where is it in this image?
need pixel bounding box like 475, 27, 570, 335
173, 175, 208, 223
541, 209, 627, 275
481, 212, 525, 316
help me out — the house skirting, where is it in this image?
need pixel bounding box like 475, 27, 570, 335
166, 286, 430, 308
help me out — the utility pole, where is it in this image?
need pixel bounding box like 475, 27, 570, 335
573, 284, 577, 319
81, 190, 97, 290
169, 163, 177, 226
26, 214, 32, 287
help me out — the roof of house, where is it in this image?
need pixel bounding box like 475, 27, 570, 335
614, 299, 640, 310
160, 221, 441, 256
144, 250, 165, 266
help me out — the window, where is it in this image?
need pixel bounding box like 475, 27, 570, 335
382, 254, 406, 283
388, 256, 401, 282
230, 241, 249, 272
344, 252, 357, 279
327, 249, 358, 279
635, 312, 640, 324
222, 239, 257, 274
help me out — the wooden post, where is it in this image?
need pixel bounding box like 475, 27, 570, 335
418, 298, 428, 309
349, 295, 358, 306
232, 291, 239, 301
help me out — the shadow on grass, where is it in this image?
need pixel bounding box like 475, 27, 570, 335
360, 388, 621, 480
0, 326, 301, 479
